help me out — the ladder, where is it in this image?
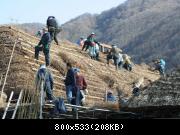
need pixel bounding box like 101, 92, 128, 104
2, 90, 23, 119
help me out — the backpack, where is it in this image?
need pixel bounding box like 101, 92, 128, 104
53, 98, 67, 114
47, 17, 58, 28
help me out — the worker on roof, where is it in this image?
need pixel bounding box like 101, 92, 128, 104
77, 37, 85, 47
82, 32, 100, 52
35, 64, 54, 101
64, 63, 76, 104
123, 54, 133, 71
105, 82, 117, 103
132, 78, 144, 97
107, 45, 123, 70
85, 32, 100, 59
47, 16, 62, 45
154, 58, 166, 76
74, 68, 88, 106
35, 27, 52, 66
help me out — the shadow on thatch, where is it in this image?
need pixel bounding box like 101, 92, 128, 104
59, 52, 88, 71
99, 74, 115, 85
51, 59, 66, 76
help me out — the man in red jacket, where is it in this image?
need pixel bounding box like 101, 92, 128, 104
74, 68, 88, 106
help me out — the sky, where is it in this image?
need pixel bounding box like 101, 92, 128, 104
0, 0, 127, 25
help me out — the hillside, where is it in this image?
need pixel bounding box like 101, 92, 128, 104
60, 0, 180, 70
61, 13, 97, 43
0, 26, 161, 118
15, 23, 45, 36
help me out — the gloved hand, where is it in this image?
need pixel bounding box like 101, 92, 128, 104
85, 89, 89, 95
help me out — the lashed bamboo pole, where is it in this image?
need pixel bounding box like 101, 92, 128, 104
1, 40, 17, 98
12, 90, 23, 119
2, 91, 14, 119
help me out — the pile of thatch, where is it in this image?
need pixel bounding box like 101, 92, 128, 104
51, 58, 66, 76
59, 52, 88, 71
0, 92, 7, 108
93, 102, 120, 112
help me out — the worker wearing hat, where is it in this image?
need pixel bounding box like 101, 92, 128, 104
35, 27, 52, 66
74, 68, 88, 106
84, 32, 100, 59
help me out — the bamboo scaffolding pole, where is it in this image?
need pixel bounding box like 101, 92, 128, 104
0, 40, 17, 98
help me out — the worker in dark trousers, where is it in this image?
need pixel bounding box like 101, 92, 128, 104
47, 16, 61, 45
35, 28, 52, 66
35, 64, 54, 101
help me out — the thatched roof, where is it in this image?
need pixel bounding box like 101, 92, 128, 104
128, 69, 180, 108
0, 26, 160, 110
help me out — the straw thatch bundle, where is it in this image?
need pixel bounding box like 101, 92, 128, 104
0, 92, 7, 108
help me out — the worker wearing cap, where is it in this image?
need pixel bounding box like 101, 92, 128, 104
85, 32, 100, 59
82, 32, 100, 52
35, 28, 52, 66
154, 58, 166, 76
86, 32, 99, 45
108, 45, 123, 70
74, 68, 87, 106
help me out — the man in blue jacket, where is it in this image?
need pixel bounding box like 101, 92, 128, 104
35, 64, 54, 100
64, 63, 76, 104
35, 28, 52, 66
154, 59, 166, 76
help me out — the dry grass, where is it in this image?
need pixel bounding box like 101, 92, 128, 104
94, 102, 120, 111
0, 92, 7, 108
0, 99, 5, 108
59, 52, 76, 66
59, 52, 88, 71
99, 74, 116, 85
0, 45, 35, 98
51, 59, 66, 76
